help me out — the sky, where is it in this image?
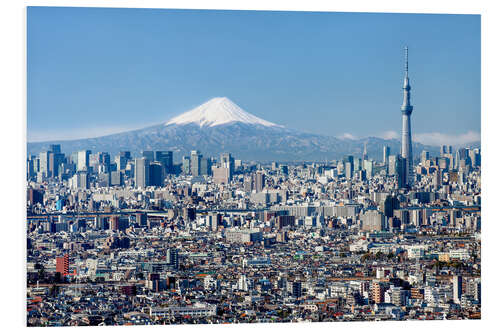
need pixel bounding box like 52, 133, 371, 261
27, 7, 481, 146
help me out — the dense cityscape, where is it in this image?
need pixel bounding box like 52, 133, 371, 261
26, 140, 481, 326
25, 48, 480, 326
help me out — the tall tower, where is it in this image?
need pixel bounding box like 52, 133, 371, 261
400, 46, 414, 187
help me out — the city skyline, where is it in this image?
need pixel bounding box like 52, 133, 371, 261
23, 5, 482, 327
28, 7, 480, 146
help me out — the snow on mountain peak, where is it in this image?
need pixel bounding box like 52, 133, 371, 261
165, 97, 282, 128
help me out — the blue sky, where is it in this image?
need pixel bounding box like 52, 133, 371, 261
27, 7, 480, 145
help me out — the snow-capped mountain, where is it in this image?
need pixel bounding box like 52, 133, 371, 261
165, 97, 282, 128
27, 97, 440, 161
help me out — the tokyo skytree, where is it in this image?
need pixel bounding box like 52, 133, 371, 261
400, 46, 414, 187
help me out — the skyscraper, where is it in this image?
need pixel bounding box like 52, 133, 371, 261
149, 162, 163, 187
190, 150, 201, 176
421, 150, 429, 165
155, 151, 173, 174
77, 150, 91, 171
383, 146, 390, 165
220, 153, 235, 179
395, 155, 407, 189
135, 157, 150, 188
400, 46, 414, 188
254, 171, 265, 192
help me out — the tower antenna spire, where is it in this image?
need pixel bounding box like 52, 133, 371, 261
405, 46, 409, 74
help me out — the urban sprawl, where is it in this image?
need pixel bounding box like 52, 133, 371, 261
26, 49, 480, 326
26, 144, 481, 326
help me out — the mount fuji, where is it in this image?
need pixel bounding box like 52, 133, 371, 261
165, 97, 282, 128
27, 97, 438, 161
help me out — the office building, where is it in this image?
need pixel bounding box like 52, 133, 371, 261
115, 155, 127, 171
110, 170, 123, 186
421, 150, 429, 165
383, 146, 390, 165
363, 159, 374, 179
345, 162, 353, 179
135, 157, 150, 188
200, 157, 211, 176
254, 171, 265, 192
388, 155, 397, 175
77, 150, 91, 171
213, 166, 231, 184
182, 156, 190, 174
220, 153, 235, 179
395, 155, 407, 189
149, 162, 163, 187
190, 150, 201, 176
155, 151, 173, 174
142, 150, 154, 161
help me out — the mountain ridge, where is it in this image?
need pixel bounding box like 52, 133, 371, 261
27, 97, 471, 161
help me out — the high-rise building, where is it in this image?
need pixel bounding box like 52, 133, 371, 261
49, 144, 61, 154
135, 157, 150, 188
433, 169, 442, 189
383, 195, 400, 218
213, 166, 230, 184
362, 142, 368, 161
440, 145, 448, 156
27, 157, 35, 180
254, 171, 265, 192
149, 162, 163, 187
361, 210, 385, 231
75, 171, 89, 189
155, 151, 173, 174
363, 159, 374, 179
38, 151, 49, 177
383, 146, 390, 165
77, 150, 91, 171
388, 155, 397, 176
291, 281, 302, 298
190, 150, 201, 176
56, 254, 69, 276
344, 155, 354, 177
345, 162, 353, 179
142, 150, 154, 161
395, 155, 407, 189
371, 281, 388, 304
182, 156, 191, 174
400, 46, 414, 188
420, 150, 429, 165
110, 170, 123, 186
49, 152, 64, 178
115, 155, 127, 171
353, 158, 362, 172
200, 157, 211, 176
453, 275, 463, 304
167, 248, 179, 269
220, 153, 235, 179
119, 151, 131, 160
